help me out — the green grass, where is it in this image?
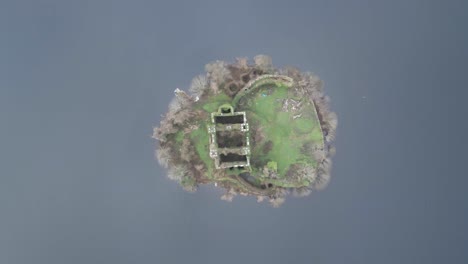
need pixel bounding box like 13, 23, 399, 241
240, 84, 323, 179
201, 93, 231, 113
190, 121, 214, 179
174, 131, 184, 143
188, 75, 325, 190
181, 175, 196, 188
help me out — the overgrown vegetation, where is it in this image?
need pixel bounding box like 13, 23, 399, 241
153, 55, 337, 207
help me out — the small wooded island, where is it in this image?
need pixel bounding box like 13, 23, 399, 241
153, 55, 337, 207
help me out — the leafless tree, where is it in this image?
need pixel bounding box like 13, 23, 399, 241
194, 164, 206, 176
152, 124, 171, 143
182, 183, 197, 193
236, 57, 249, 69
167, 164, 188, 182
301, 72, 324, 93
277, 188, 290, 197
313, 148, 326, 163
292, 186, 312, 197
153, 87, 198, 145
312, 158, 332, 190
280, 66, 302, 81
221, 189, 237, 202
174, 88, 193, 108
209, 80, 220, 94
321, 157, 333, 174
269, 197, 285, 208
325, 133, 336, 143
254, 54, 273, 73
168, 96, 182, 113
172, 108, 194, 126
328, 145, 336, 157
205, 60, 231, 84
213, 169, 227, 179
155, 145, 172, 168
152, 126, 163, 141
166, 88, 192, 114
180, 138, 195, 162
262, 165, 278, 179
298, 164, 317, 182
311, 93, 337, 145
313, 95, 330, 114
189, 75, 208, 98
311, 171, 330, 190
221, 193, 234, 202
152, 114, 179, 142
324, 112, 338, 143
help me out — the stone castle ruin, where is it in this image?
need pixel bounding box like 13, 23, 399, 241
208, 104, 251, 169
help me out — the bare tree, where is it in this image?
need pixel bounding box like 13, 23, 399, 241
298, 164, 317, 182
321, 157, 333, 174
221, 193, 234, 202
254, 54, 273, 73
235, 57, 249, 69
280, 66, 302, 81
221, 189, 237, 202
313, 94, 330, 114
155, 146, 172, 169
168, 96, 182, 113
301, 72, 324, 93
269, 197, 285, 207
327, 145, 336, 157
167, 164, 188, 182
181, 176, 198, 192
180, 138, 195, 162
174, 88, 193, 107
189, 75, 208, 98
262, 164, 278, 179
276, 188, 290, 197
152, 115, 179, 142
172, 108, 194, 126
154, 89, 197, 143
325, 133, 336, 143
313, 148, 326, 163
324, 112, 338, 143
205, 60, 231, 84
152, 126, 163, 141
183, 185, 197, 193
292, 186, 312, 197
311, 171, 330, 190
194, 164, 206, 175
166, 88, 195, 115
312, 158, 332, 190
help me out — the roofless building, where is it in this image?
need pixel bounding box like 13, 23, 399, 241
208, 104, 250, 169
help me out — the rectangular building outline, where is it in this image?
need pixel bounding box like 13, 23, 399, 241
208, 105, 250, 169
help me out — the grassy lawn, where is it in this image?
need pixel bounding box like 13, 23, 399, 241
240, 84, 323, 179
174, 130, 184, 143
190, 121, 214, 179
201, 93, 231, 113
190, 75, 324, 189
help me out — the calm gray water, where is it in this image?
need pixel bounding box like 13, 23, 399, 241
1, 1, 467, 263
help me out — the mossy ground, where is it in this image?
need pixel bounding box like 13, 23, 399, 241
180, 76, 324, 191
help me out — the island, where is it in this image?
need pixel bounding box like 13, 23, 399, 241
153, 55, 337, 207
